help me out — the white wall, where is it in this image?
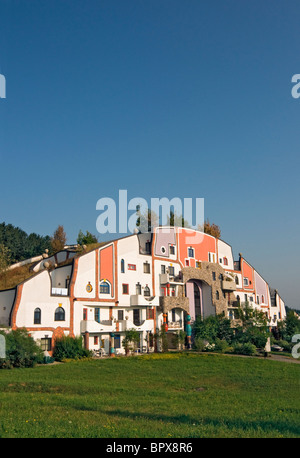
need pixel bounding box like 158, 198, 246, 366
0, 289, 16, 326
74, 250, 96, 299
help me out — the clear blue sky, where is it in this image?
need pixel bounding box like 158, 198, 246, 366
0, 0, 299, 308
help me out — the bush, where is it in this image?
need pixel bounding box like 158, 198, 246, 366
0, 328, 44, 369
214, 338, 230, 353
193, 336, 206, 352
53, 335, 91, 361
233, 342, 257, 356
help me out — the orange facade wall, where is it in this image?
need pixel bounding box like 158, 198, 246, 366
177, 229, 217, 267
241, 259, 254, 290
99, 244, 114, 297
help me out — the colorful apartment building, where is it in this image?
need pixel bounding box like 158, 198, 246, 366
0, 226, 286, 355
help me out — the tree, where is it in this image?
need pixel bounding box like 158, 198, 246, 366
201, 219, 221, 238
122, 329, 140, 355
77, 230, 98, 246
167, 210, 190, 228
0, 244, 12, 288
51, 225, 67, 253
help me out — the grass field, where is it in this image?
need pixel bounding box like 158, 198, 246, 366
0, 352, 299, 438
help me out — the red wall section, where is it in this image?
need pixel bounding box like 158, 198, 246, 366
177, 229, 217, 266
241, 259, 254, 289
99, 244, 114, 296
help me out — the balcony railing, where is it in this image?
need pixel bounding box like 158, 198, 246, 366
168, 320, 183, 329
51, 287, 69, 296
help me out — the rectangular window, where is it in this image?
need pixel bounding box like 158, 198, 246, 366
95, 307, 100, 323
133, 309, 140, 326
185, 259, 189, 266
145, 242, 151, 254
223, 257, 228, 266
118, 309, 124, 321
136, 283, 142, 295
196, 261, 201, 268
212, 272, 216, 281
244, 294, 248, 302
146, 308, 154, 320
41, 338, 51, 352
170, 245, 175, 255
188, 247, 194, 258
169, 266, 175, 276
143, 262, 150, 273
243, 277, 249, 286
161, 265, 166, 274
122, 284, 129, 294
83, 308, 88, 320
114, 335, 121, 349
94, 336, 98, 345
172, 309, 176, 322
128, 264, 136, 271
257, 295, 260, 304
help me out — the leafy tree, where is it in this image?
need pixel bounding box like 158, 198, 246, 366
278, 310, 300, 342
122, 329, 140, 355
51, 225, 67, 253
202, 219, 221, 238
52, 335, 91, 361
77, 230, 98, 246
167, 210, 190, 228
0, 328, 44, 368
0, 244, 12, 288
233, 302, 269, 348
193, 314, 233, 344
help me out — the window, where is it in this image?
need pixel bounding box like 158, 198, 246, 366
136, 282, 142, 295
100, 281, 110, 294
54, 307, 65, 321
188, 247, 194, 258
185, 259, 189, 266
118, 309, 124, 321
122, 283, 129, 294
94, 336, 98, 345
212, 271, 216, 281
244, 294, 248, 302
133, 309, 140, 326
169, 266, 175, 276
216, 290, 219, 300
121, 259, 125, 273
243, 277, 249, 286
257, 295, 260, 304
40, 337, 51, 351
161, 265, 166, 274
145, 241, 151, 254
144, 285, 151, 296
235, 276, 239, 285
172, 309, 176, 322
143, 262, 150, 273
208, 252, 216, 263
114, 335, 121, 349
161, 246, 166, 254
196, 261, 201, 268
95, 307, 100, 323
261, 295, 265, 304
146, 308, 154, 320
83, 308, 87, 320
170, 245, 175, 255
236, 295, 240, 305
128, 264, 136, 271
223, 257, 228, 266
250, 296, 253, 302
34, 307, 41, 324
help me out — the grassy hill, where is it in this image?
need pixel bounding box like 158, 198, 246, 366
0, 352, 299, 438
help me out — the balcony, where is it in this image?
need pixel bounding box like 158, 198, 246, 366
130, 294, 159, 307
126, 319, 153, 332
222, 280, 236, 291
168, 320, 183, 329
51, 287, 69, 296
80, 319, 114, 334
159, 273, 184, 285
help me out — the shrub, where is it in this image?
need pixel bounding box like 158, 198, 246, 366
214, 338, 230, 353
193, 336, 206, 352
53, 335, 91, 361
233, 342, 257, 356
0, 328, 44, 369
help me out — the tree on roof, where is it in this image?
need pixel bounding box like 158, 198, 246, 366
51, 225, 67, 253
77, 230, 98, 246
203, 219, 221, 238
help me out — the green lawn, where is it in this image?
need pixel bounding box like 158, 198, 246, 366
0, 353, 299, 438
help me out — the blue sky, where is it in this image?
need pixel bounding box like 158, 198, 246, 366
0, 0, 299, 308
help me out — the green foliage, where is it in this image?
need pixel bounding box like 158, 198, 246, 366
51, 225, 67, 254
77, 230, 98, 246
122, 329, 140, 354
280, 310, 300, 342
53, 335, 91, 361
172, 330, 186, 350
154, 326, 169, 352
192, 314, 234, 344
0, 222, 52, 263
0, 328, 44, 369
233, 342, 257, 356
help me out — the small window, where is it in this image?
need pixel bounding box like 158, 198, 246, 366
223, 257, 228, 266
244, 294, 248, 302
122, 284, 129, 295
185, 259, 189, 266
114, 335, 121, 349
261, 295, 265, 304
196, 261, 201, 268
128, 264, 136, 271
54, 307, 65, 321
188, 247, 194, 258
250, 296, 253, 302
243, 277, 249, 286
121, 259, 125, 273
161, 265, 166, 274
144, 285, 151, 297
83, 308, 88, 320
212, 272, 216, 281
170, 245, 175, 255
100, 281, 110, 294
169, 266, 175, 276
94, 336, 98, 345
143, 262, 150, 273
219, 258, 223, 263
118, 309, 124, 321
41, 337, 51, 351
34, 307, 41, 325
95, 307, 100, 323
216, 290, 219, 300
136, 282, 142, 295
236, 295, 240, 304
145, 241, 151, 253
235, 276, 239, 285
161, 246, 166, 254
